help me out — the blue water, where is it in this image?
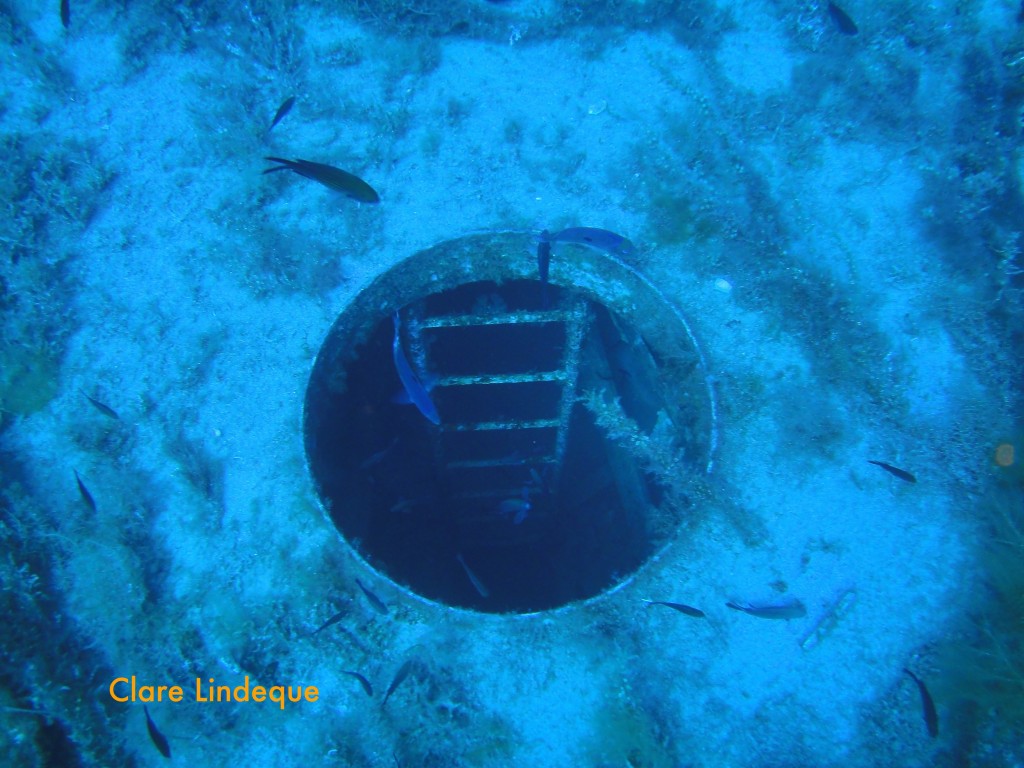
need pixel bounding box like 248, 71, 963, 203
0, 1, 1022, 766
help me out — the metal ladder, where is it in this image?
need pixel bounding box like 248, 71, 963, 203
408, 298, 590, 509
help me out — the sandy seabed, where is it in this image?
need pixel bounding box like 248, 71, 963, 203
1, 1, 1022, 766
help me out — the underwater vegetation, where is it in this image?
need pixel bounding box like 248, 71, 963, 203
1, 262, 63, 435
578, 388, 747, 542
613, 102, 900, 424
0, 478, 131, 766
580, 391, 689, 498
644, 186, 722, 248
938, 475, 1024, 745
331, 0, 732, 43
0, 128, 111, 431
924, 34, 1024, 722
916, 32, 1024, 387
0, 336, 60, 433
0, 133, 110, 265
585, 695, 674, 768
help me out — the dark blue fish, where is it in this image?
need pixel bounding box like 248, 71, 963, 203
867, 460, 916, 483
392, 311, 440, 426
827, 2, 858, 35
263, 157, 380, 203
85, 394, 119, 420
269, 96, 295, 131
358, 437, 399, 470
61, 0, 70, 28
904, 669, 938, 738
537, 231, 552, 308
549, 227, 636, 258
644, 600, 705, 618
311, 609, 347, 635
343, 670, 373, 697
381, 659, 414, 707
143, 705, 171, 759
73, 470, 97, 514
356, 578, 389, 615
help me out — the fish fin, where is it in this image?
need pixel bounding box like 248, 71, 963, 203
263, 157, 296, 174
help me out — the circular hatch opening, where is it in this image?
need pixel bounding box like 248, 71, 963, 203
304, 233, 716, 614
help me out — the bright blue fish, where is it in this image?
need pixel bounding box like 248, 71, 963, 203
498, 498, 530, 524
392, 311, 440, 426
548, 227, 636, 258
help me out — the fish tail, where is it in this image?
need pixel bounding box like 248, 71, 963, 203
263, 157, 296, 174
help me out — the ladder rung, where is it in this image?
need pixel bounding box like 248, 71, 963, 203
445, 419, 560, 432
439, 371, 567, 387
452, 489, 526, 501
420, 310, 574, 329
446, 456, 556, 470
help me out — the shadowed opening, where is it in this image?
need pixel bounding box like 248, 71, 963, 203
303, 234, 715, 614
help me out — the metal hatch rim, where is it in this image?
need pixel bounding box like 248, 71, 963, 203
301, 229, 719, 618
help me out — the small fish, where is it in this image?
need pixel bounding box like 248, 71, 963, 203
343, 670, 373, 697
269, 96, 295, 131
73, 470, 97, 514
381, 660, 414, 707
827, 2, 858, 35
867, 460, 916, 483
537, 231, 552, 308
359, 437, 399, 470
85, 394, 119, 420
311, 609, 347, 635
143, 705, 171, 759
726, 599, 807, 620
548, 227, 636, 258
355, 578, 389, 615
392, 311, 440, 426
644, 600, 705, 618
456, 553, 490, 598
389, 497, 425, 514
497, 497, 530, 525
263, 157, 380, 203
904, 669, 938, 738
61, 0, 70, 29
